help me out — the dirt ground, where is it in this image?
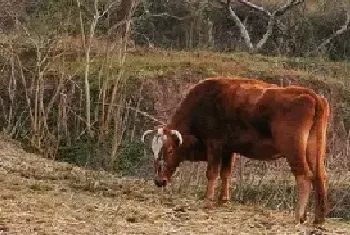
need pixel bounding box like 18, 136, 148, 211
0, 138, 349, 235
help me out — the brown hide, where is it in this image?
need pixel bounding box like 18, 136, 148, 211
143, 77, 329, 225
170, 78, 328, 166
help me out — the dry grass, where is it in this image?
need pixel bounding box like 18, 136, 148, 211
0, 137, 349, 235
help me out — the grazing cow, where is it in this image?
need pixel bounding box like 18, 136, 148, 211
142, 77, 330, 225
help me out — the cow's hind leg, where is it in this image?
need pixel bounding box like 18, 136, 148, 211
312, 165, 327, 225
293, 173, 312, 223
306, 110, 328, 225
272, 94, 315, 224
284, 134, 313, 224
204, 140, 222, 209
219, 152, 236, 203
306, 129, 328, 225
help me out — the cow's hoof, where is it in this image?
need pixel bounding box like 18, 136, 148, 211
312, 219, 326, 230
294, 212, 308, 225
218, 198, 231, 206
293, 219, 305, 227
203, 199, 214, 210
299, 214, 308, 224
219, 195, 230, 202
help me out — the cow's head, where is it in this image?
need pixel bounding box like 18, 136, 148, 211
142, 127, 195, 187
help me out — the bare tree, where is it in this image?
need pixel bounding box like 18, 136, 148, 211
101, 0, 139, 162
225, 0, 350, 55
76, 0, 116, 138
226, 0, 304, 52
105, 0, 139, 128
316, 11, 350, 52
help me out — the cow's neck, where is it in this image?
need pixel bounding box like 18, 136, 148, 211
168, 101, 194, 132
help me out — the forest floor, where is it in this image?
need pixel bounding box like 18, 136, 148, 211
0, 137, 349, 235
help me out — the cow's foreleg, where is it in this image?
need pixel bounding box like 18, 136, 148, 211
204, 140, 222, 208
219, 152, 236, 202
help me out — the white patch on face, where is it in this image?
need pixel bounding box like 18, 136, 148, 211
151, 135, 163, 160
157, 128, 164, 135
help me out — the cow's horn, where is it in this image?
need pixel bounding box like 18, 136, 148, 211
171, 130, 183, 145
141, 129, 155, 143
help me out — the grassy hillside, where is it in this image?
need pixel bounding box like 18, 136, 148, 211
122, 49, 350, 89
0, 137, 349, 235
121, 49, 350, 125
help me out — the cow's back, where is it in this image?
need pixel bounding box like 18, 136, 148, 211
170, 78, 276, 139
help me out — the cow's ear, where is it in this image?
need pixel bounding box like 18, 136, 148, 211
180, 134, 197, 148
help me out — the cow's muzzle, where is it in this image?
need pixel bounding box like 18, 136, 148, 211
154, 178, 167, 187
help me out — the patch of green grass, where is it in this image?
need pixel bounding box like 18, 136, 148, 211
122, 50, 350, 87
49, 47, 350, 91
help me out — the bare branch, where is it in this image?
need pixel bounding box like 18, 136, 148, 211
108, 12, 184, 37
237, 0, 286, 33
226, 0, 304, 51
76, 0, 87, 51
76, 0, 116, 137
6, 10, 38, 47
236, 0, 304, 18
101, 103, 165, 125
274, 0, 304, 17
227, 2, 253, 50
256, 15, 275, 49
149, 12, 186, 20
317, 12, 350, 51
45, 74, 64, 120
100, 2, 116, 17
238, 0, 272, 17
107, 20, 128, 36
39, 38, 63, 68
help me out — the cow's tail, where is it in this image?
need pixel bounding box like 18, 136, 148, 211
313, 95, 329, 223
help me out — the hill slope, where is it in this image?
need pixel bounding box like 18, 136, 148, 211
0, 137, 349, 235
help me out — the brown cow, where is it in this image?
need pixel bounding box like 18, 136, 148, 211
142, 77, 330, 225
